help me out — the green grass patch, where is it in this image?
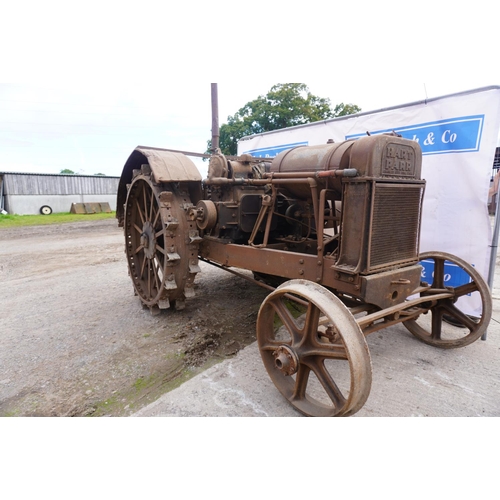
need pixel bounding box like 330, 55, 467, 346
88, 358, 222, 417
0, 211, 116, 228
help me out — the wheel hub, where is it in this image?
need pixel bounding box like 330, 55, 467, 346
273, 345, 299, 376
141, 221, 156, 259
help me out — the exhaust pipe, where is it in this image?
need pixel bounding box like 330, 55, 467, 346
211, 83, 220, 152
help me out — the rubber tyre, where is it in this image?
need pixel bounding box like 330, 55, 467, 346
40, 205, 53, 215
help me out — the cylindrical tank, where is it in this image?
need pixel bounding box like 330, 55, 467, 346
271, 140, 356, 173
270, 140, 356, 198
270, 135, 422, 199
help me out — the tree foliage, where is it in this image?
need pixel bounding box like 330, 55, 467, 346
210, 83, 361, 156
60, 168, 75, 174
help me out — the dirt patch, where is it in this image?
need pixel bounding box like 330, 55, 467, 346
0, 219, 268, 416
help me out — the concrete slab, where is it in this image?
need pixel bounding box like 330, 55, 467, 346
133, 294, 500, 418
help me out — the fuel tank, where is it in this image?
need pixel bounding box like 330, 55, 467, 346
270, 135, 422, 199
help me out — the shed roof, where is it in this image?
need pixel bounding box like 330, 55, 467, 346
0, 172, 119, 196
0, 171, 119, 179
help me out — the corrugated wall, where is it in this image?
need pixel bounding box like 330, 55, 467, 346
2, 173, 119, 196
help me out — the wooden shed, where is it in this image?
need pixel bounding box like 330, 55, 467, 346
0, 172, 119, 215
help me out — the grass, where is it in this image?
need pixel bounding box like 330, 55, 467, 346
89, 366, 202, 417
273, 297, 307, 330
0, 211, 116, 228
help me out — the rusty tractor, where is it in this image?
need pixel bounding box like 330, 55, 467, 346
116, 91, 491, 417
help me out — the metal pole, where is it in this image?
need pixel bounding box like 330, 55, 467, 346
484, 189, 500, 340
0, 175, 4, 212
211, 83, 220, 152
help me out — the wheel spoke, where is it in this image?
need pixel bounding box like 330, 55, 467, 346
153, 206, 161, 228
433, 257, 445, 288
149, 188, 154, 221
291, 364, 310, 401
155, 244, 166, 255
139, 253, 147, 278
442, 302, 478, 331
147, 260, 152, 298
271, 298, 302, 344
309, 358, 346, 409
134, 244, 144, 255
143, 186, 148, 220
454, 281, 477, 298
151, 258, 160, 292
301, 302, 321, 340
135, 198, 145, 225
431, 306, 444, 340
302, 344, 348, 360
155, 228, 166, 239
260, 339, 292, 351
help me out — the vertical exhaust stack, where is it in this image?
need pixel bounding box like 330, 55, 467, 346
211, 83, 220, 152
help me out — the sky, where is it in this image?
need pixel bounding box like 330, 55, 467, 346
1, 1, 499, 179
2, 79, 498, 179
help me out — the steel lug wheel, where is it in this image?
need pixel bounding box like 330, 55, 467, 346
124, 172, 202, 311
257, 279, 372, 417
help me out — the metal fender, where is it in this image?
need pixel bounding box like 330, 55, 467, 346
117, 147, 202, 226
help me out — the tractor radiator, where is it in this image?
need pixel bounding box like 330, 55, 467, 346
368, 183, 424, 271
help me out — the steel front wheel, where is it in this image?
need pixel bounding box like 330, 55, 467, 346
257, 279, 372, 417
403, 252, 492, 348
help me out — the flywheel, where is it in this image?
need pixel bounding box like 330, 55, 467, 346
123, 167, 202, 313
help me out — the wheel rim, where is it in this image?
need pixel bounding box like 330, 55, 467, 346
257, 279, 372, 417
404, 252, 492, 348
123, 174, 200, 310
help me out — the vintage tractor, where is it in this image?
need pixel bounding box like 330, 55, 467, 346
116, 90, 491, 417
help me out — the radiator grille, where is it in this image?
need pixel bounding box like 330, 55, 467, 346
368, 184, 423, 271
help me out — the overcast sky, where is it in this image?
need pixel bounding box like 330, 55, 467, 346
2, 79, 498, 178
1, 1, 498, 178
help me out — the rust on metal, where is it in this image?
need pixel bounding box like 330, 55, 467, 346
117, 86, 492, 417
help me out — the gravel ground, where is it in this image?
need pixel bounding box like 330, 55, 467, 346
0, 218, 267, 416
1, 218, 499, 417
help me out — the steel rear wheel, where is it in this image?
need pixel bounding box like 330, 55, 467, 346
257, 279, 372, 417
403, 252, 492, 348
124, 171, 201, 312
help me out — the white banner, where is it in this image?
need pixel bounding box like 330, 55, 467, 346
238, 87, 500, 314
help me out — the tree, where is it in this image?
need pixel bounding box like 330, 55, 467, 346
209, 83, 361, 156
60, 168, 75, 174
